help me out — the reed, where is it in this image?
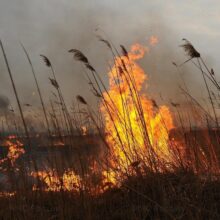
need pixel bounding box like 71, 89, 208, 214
0, 40, 30, 145
0, 37, 219, 219
20, 43, 52, 139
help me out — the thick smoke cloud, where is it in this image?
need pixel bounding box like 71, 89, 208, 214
0, 0, 217, 112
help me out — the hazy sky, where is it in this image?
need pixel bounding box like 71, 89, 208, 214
0, 0, 219, 110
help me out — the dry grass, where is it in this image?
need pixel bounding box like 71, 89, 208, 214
0, 37, 219, 219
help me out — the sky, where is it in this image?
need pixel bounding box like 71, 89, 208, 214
0, 0, 219, 112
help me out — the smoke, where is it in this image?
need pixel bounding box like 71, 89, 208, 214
0, 0, 216, 112
0, 95, 10, 111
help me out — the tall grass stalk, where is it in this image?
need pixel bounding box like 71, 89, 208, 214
0, 40, 30, 144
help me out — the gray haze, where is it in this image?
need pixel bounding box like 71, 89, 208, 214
0, 95, 9, 110
0, 0, 219, 113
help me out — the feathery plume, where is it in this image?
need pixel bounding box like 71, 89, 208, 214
85, 63, 96, 72
96, 35, 112, 49
68, 49, 88, 64
76, 95, 87, 105
180, 39, 200, 65
120, 45, 128, 58
49, 78, 59, 89
151, 99, 158, 108
40, 54, 51, 67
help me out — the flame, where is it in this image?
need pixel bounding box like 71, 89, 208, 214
53, 141, 65, 147
81, 126, 87, 136
101, 170, 118, 189
101, 42, 174, 174
31, 169, 81, 192
1, 135, 25, 166
31, 168, 116, 194
0, 192, 16, 197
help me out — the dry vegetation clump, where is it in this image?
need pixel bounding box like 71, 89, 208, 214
0, 171, 220, 219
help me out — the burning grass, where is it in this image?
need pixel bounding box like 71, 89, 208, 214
0, 36, 219, 219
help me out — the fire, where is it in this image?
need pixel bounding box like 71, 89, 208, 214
101, 42, 174, 173
31, 168, 109, 194
101, 170, 118, 188
53, 141, 65, 147
31, 169, 81, 192
0, 192, 16, 197
81, 126, 87, 136
1, 135, 25, 166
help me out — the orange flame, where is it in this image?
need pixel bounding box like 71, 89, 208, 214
1, 135, 25, 166
101, 42, 174, 174
81, 126, 87, 136
31, 169, 81, 192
